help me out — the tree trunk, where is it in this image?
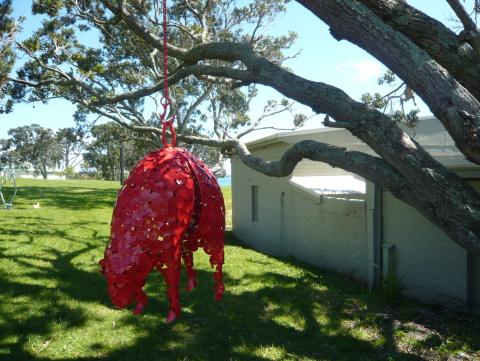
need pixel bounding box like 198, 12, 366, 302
40, 164, 47, 179
65, 146, 70, 169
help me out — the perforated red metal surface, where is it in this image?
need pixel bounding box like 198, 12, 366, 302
99, 147, 225, 323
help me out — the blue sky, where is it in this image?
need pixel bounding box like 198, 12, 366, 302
0, 0, 473, 140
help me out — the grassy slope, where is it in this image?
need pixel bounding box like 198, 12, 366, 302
0, 179, 479, 361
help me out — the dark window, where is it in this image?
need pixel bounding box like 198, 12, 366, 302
251, 185, 259, 222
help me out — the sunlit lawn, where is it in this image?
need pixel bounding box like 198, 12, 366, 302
1, 179, 479, 360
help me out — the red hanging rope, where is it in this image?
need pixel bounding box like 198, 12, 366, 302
160, 0, 176, 147
162, 0, 169, 98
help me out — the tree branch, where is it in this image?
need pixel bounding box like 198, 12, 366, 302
99, 0, 188, 58
179, 83, 214, 130
79, 39, 466, 188
357, 0, 480, 99
234, 139, 407, 187
88, 64, 252, 106
236, 101, 295, 139
297, 0, 480, 165
8, 77, 72, 87
446, 0, 478, 31
446, 0, 480, 57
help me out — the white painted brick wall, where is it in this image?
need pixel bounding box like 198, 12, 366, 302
232, 150, 368, 281
382, 190, 468, 306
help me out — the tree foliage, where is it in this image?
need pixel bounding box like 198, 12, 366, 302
83, 122, 153, 181
1, 124, 63, 178
0, 0, 15, 79
0, 0, 17, 114
56, 127, 85, 168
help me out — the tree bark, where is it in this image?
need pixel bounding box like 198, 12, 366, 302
296, 0, 480, 165
65, 146, 70, 169
40, 164, 47, 179
357, 0, 480, 99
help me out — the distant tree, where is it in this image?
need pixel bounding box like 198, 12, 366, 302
5, 124, 62, 179
56, 127, 85, 169
83, 122, 152, 181
0, 137, 15, 165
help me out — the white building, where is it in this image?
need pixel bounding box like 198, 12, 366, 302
231, 117, 480, 310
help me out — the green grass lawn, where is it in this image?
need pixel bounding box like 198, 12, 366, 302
1, 179, 479, 361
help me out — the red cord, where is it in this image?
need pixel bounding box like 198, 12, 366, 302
162, 0, 169, 99
160, 0, 176, 147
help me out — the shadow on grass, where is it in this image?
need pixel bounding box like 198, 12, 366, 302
2, 181, 479, 360
11, 185, 118, 210
1, 224, 479, 361
228, 236, 480, 358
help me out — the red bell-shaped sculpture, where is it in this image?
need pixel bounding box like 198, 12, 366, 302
99, 147, 225, 323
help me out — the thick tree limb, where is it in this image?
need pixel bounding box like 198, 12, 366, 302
80, 40, 475, 192
199, 132, 480, 254
97, 118, 408, 193
446, 0, 480, 57
446, 0, 478, 32
297, 0, 480, 165
358, 0, 480, 99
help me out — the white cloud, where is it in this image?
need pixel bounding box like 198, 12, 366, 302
335, 60, 382, 82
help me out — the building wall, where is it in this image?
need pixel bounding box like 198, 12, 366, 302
19, 173, 66, 180
232, 142, 291, 257
284, 188, 367, 281
381, 180, 480, 308
231, 143, 368, 281
232, 139, 480, 309
292, 159, 352, 177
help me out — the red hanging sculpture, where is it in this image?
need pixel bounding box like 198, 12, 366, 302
99, 0, 225, 323
99, 146, 225, 323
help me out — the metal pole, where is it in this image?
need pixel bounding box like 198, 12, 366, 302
120, 143, 125, 185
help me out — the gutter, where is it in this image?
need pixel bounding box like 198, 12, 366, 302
367, 182, 383, 288
373, 184, 383, 287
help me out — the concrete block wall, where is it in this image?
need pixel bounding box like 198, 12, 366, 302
284, 188, 368, 281
381, 180, 480, 308
292, 159, 352, 177
382, 190, 468, 306
231, 143, 291, 257
232, 142, 480, 309
232, 149, 368, 281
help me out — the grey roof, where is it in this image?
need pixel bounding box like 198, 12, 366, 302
245, 116, 477, 169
